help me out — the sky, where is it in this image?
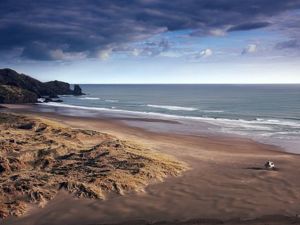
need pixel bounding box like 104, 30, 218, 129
0, 0, 300, 83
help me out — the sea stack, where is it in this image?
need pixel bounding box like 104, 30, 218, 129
73, 84, 83, 96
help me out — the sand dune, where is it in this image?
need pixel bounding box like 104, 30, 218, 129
0, 112, 186, 220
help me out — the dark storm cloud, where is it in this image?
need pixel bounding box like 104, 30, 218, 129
0, 0, 300, 60
228, 22, 271, 32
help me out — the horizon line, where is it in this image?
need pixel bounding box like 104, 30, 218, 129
72, 83, 300, 85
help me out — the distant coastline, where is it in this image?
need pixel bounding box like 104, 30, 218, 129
0, 68, 84, 104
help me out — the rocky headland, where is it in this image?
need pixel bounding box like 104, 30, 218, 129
0, 112, 186, 219
0, 68, 84, 104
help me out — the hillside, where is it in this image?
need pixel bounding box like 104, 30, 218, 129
0, 85, 38, 103
0, 68, 83, 103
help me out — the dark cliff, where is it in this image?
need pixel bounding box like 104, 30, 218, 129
0, 85, 38, 104
44, 80, 74, 95
0, 68, 84, 103
0, 68, 56, 97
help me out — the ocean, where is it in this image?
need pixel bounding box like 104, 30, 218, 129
40, 84, 300, 154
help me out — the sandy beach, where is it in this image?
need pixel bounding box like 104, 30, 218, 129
0, 104, 299, 225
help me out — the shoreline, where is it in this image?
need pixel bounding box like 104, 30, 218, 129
2, 104, 292, 158
2, 103, 296, 154
1, 104, 300, 225
5, 101, 300, 155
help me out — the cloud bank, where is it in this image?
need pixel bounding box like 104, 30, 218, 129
0, 0, 300, 61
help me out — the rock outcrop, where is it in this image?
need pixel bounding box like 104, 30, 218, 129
73, 84, 83, 96
0, 68, 56, 97
43, 80, 74, 95
0, 85, 38, 103
0, 68, 84, 103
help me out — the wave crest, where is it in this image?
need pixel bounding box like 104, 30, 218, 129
79, 97, 100, 100
147, 104, 197, 111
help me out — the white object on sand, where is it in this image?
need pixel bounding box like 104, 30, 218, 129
265, 161, 275, 170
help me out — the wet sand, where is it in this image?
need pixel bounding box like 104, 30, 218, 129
2, 105, 300, 225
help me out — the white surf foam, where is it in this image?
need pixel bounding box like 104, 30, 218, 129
147, 104, 197, 111
79, 97, 100, 100
255, 118, 300, 127
202, 110, 224, 113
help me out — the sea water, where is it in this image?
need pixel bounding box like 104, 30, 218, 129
40, 84, 300, 153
